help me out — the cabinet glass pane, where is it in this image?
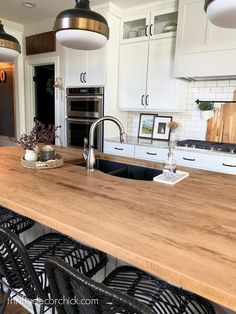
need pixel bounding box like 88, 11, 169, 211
123, 18, 147, 40
153, 12, 178, 35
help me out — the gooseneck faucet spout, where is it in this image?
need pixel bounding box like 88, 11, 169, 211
85, 116, 127, 172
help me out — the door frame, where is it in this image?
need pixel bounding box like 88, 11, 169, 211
25, 56, 60, 136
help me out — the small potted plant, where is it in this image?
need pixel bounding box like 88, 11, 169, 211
198, 101, 214, 120
36, 121, 61, 161
17, 127, 39, 161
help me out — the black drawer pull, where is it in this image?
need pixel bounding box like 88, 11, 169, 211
114, 147, 124, 151
146, 152, 157, 156
222, 163, 236, 168
183, 157, 196, 162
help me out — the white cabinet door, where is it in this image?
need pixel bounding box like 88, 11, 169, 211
66, 49, 87, 86
65, 48, 106, 86
174, 149, 236, 175
121, 13, 150, 43
104, 141, 135, 157
150, 9, 178, 40
118, 42, 149, 110
147, 37, 181, 111
174, 150, 206, 169
87, 48, 106, 86
135, 145, 168, 162
207, 155, 236, 175
174, 0, 236, 77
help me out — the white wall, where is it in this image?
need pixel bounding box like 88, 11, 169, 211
127, 78, 236, 141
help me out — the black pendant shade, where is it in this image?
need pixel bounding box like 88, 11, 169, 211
53, 0, 109, 50
0, 21, 21, 61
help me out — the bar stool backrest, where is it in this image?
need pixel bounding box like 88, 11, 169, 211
0, 226, 47, 301
46, 257, 154, 314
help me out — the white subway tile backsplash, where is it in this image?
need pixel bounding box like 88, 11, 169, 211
206, 81, 218, 87
194, 81, 206, 87
217, 80, 229, 87
127, 79, 236, 141
210, 87, 223, 93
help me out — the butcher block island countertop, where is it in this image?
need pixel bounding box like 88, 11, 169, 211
0, 146, 235, 311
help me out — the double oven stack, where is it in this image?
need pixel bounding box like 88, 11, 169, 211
66, 87, 104, 151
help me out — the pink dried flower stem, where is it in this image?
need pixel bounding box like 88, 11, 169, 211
17, 127, 38, 150
35, 120, 61, 145
17, 121, 62, 150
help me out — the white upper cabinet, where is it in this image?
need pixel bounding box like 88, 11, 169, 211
121, 10, 178, 43
147, 37, 184, 111
174, 0, 236, 78
121, 14, 150, 43
119, 41, 149, 110
118, 7, 187, 112
65, 48, 106, 86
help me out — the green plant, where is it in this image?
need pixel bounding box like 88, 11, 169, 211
198, 101, 214, 111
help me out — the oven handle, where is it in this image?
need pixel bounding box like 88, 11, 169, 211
67, 95, 103, 100
67, 118, 97, 123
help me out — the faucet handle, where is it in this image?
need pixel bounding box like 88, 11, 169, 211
83, 137, 88, 160
120, 132, 128, 143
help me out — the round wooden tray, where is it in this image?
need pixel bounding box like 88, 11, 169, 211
21, 153, 64, 170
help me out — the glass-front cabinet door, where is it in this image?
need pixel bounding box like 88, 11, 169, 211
150, 9, 178, 39
121, 14, 150, 43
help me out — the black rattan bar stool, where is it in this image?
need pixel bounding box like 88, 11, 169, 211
0, 226, 107, 314
46, 257, 216, 314
46, 257, 153, 314
0, 205, 35, 235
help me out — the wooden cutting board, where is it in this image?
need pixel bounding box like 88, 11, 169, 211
206, 91, 236, 143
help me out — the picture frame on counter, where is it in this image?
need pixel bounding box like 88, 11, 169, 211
138, 114, 155, 139
152, 116, 172, 141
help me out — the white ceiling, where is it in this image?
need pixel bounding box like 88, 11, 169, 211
0, 0, 159, 25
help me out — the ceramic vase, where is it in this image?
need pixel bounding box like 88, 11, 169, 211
40, 145, 55, 161
200, 110, 214, 120
24, 149, 38, 161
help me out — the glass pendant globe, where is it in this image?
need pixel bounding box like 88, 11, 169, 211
206, 0, 236, 28
56, 29, 107, 50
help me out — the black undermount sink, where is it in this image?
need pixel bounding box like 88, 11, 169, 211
76, 159, 162, 181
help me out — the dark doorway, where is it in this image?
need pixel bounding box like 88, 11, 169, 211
34, 64, 55, 125
0, 65, 15, 137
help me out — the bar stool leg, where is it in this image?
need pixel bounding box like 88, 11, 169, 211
0, 288, 11, 314
39, 303, 45, 314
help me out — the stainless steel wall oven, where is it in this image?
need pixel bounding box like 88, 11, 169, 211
66, 87, 104, 151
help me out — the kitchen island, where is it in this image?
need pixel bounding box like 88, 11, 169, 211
0, 146, 235, 311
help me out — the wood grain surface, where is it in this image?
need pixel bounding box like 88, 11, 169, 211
207, 91, 236, 143
0, 147, 235, 311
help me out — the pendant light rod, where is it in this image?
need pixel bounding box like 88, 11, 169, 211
75, 0, 90, 10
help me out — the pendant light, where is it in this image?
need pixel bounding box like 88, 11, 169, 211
53, 0, 109, 50
204, 0, 236, 28
0, 21, 21, 61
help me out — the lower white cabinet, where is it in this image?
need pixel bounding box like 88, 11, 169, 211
103, 141, 135, 157
135, 145, 168, 162
208, 155, 236, 175
174, 150, 236, 175
104, 140, 236, 175
173, 150, 206, 169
